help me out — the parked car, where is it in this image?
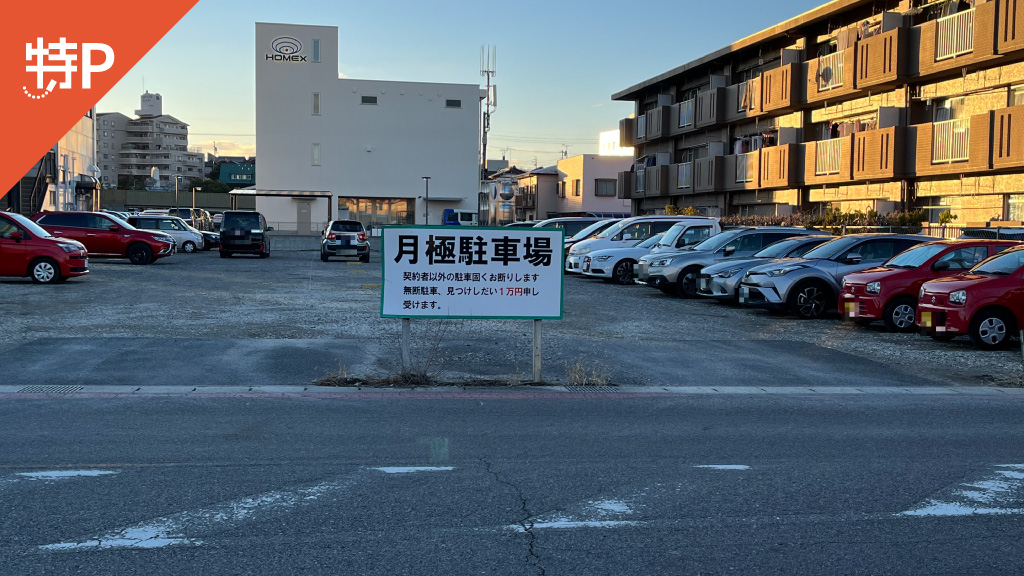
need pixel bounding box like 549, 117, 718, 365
739, 234, 927, 319
917, 245, 1024, 349
32, 211, 175, 265
100, 209, 130, 221
698, 235, 833, 301
169, 208, 200, 229
533, 217, 606, 239
647, 219, 721, 256
212, 212, 224, 231
581, 233, 665, 284
194, 227, 219, 251
841, 239, 1019, 332
504, 221, 539, 228
0, 211, 89, 283
564, 219, 621, 256
219, 211, 272, 258
567, 216, 717, 274
126, 214, 206, 253
321, 220, 370, 262
639, 227, 819, 298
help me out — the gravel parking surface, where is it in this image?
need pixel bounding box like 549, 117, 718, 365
1, 242, 1019, 387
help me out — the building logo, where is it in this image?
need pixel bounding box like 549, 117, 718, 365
23, 37, 114, 100
267, 37, 306, 62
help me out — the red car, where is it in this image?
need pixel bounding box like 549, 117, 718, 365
917, 244, 1024, 349
0, 211, 89, 283
840, 240, 1019, 332
32, 211, 175, 265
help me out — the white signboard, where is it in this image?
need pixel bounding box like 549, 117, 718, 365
381, 226, 564, 319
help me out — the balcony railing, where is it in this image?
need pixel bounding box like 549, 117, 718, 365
735, 153, 756, 183
817, 52, 845, 91
636, 115, 647, 139
936, 8, 975, 61
635, 167, 646, 192
932, 118, 970, 163
676, 162, 693, 189
737, 79, 758, 112
679, 99, 695, 128
815, 139, 843, 175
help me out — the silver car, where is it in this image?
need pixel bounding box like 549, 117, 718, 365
738, 234, 928, 319
638, 227, 818, 298
698, 235, 833, 301
127, 215, 205, 253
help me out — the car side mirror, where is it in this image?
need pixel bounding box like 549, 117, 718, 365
267, 227, 274, 232
108, 225, 119, 231
723, 245, 736, 257
932, 260, 951, 272
844, 253, 863, 265
9, 231, 23, 242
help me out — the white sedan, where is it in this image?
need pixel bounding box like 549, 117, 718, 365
581, 233, 664, 284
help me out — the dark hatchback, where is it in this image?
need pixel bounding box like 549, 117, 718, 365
219, 211, 271, 258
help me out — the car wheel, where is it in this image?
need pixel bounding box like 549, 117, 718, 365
969, 309, 1014, 350
360, 254, 370, 263
788, 281, 831, 319
29, 258, 60, 284
182, 241, 197, 253
127, 243, 153, 265
220, 251, 230, 258
321, 253, 329, 262
883, 297, 917, 333
674, 267, 700, 298
612, 260, 635, 285
259, 251, 270, 259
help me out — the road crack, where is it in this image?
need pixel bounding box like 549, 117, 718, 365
482, 457, 545, 576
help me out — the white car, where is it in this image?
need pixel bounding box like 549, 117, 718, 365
564, 219, 621, 273
568, 216, 721, 267
581, 233, 665, 284
127, 214, 205, 253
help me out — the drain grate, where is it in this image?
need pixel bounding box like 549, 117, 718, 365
18, 385, 84, 394
563, 385, 619, 394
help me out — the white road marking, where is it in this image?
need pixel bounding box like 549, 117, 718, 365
694, 465, 750, 470
899, 464, 1024, 517
372, 466, 454, 474
18, 470, 118, 480
590, 500, 632, 514
508, 519, 641, 531
508, 497, 642, 531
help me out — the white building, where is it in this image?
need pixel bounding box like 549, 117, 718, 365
255, 22, 483, 231
598, 129, 634, 157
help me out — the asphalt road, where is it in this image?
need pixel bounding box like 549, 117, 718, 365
2, 391, 1024, 575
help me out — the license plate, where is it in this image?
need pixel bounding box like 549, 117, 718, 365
233, 230, 243, 236
739, 286, 749, 303
336, 249, 356, 255
920, 311, 932, 327
845, 301, 857, 317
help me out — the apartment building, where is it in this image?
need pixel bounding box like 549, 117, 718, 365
614, 0, 1024, 224
510, 155, 632, 221
97, 92, 205, 190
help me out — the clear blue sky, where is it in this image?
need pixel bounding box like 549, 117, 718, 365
99, 0, 823, 169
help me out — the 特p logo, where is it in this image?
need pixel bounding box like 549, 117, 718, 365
23, 37, 114, 100
266, 36, 305, 62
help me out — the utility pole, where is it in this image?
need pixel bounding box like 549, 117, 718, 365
480, 46, 497, 182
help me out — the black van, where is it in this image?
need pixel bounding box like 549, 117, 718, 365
219, 211, 272, 258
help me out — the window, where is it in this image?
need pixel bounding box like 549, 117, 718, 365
1012, 85, 1024, 107
937, 246, 989, 270
729, 233, 764, 254
595, 179, 616, 197
103, 142, 108, 149
558, 182, 566, 198
445, 99, 462, 108
678, 226, 711, 247
102, 154, 108, 160
572, 180, 581, 197
652, 221, 677, 234
617, 223, 652, 241
312, 39, 321, 63
361, 95, 378, 105
313, 92, 320, 115
844, 240, 898, 261
312, 143, 321, 166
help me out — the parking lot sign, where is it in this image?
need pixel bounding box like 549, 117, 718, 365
381, 226, 564, 320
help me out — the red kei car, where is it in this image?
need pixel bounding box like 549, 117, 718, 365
840, 240, 1019, 332
32, 211, 175, 265
0, 211, 89, 283
917, 244, 1024, 350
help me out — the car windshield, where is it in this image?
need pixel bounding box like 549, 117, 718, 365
570, 220, 616, 241
657, 223, 687, 247
800, 236, 863, 260
331, 222, 363, 232
223, 214, 260, 229
6, 212, 53, 238
594, 219, 633, 239
754, 237, 815, 259
971, 249, 1024, 276
885, 243, 948, 268
105, 213, 137, 230
636, 233, 665, 249
691, 228, 749, 252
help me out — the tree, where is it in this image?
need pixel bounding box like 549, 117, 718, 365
193, 178, 229, 194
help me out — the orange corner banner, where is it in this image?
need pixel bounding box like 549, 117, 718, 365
0, 0, 201, 197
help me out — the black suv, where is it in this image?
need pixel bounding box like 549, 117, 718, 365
219, 211, 272, 258
321, 220, 370, 263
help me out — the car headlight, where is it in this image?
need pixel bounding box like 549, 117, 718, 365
594, 255, 613, 262
764, 264, 807, 277
156, 235, 174, 243
57, 242, 80, 253
651, 258, 672, 267
866, 281, 881, 294
919, 286, 927, 300
712, 267, 743, 279
949, 290, 967, 305
574, 246, 591, 255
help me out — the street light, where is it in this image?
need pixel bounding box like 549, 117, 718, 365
422, 176, 431, 225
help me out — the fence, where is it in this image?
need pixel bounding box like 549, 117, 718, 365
679, 99, 695, 128
815, 139, 843, 175
676, 162, 693, 189
814, 225, 1024, 240
735, 153, 756, 183
267, 221, 329, 235
932, 118, 970, 163
818, 52, 845, 91
936, 8, 975, 61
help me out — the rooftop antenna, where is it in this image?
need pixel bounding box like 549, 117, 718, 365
561, 145, 571, 159
480, 45, 497, 182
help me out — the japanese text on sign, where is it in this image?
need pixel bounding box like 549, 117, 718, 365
381, 227, 564, 319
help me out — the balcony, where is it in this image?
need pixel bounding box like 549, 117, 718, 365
758, 144, 799, 189
855, 27, 908, 89
642, 165, 670, 197
695, 88, 724, 128
992, 105, 1024, 169
998, 0, 1024, 54
724, 79, 762, 123
914, 113, 992, 176
804, 136, 853, 185
616, 171, 635, 199
723, 151, 760, 191
645, 106, 671, 141
619, 117, 636, 148
761, 64, 800, 113
671, 162, 693, 195
635, 114, 648, 144
917, 2, 997, 76
670, 99, 696, 136
852, 126, 907, 181
806, 48, 856, 103
514, 193, 536, 209
937, 9, 975, 61
693, 157, 723, 193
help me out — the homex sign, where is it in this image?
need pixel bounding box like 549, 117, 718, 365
266, 37, 306, 62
